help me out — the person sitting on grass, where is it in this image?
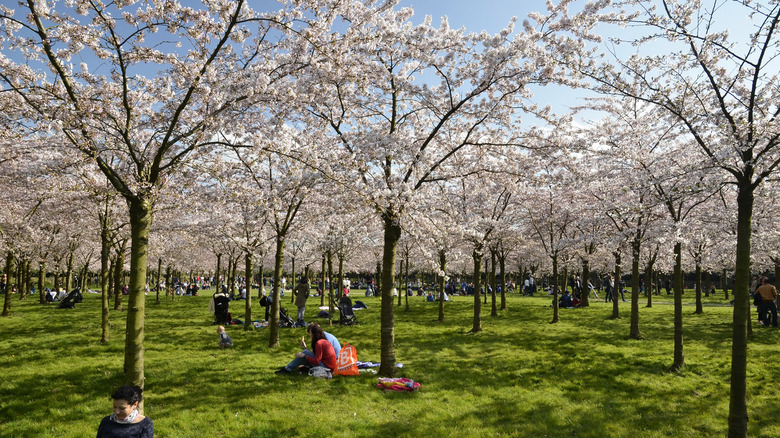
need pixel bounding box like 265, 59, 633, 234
276, 322, 337, 374
559, 290, 573, 308
96, 385, 153, 438
217, 325, 233, 348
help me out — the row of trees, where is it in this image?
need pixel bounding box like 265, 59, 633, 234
1, 1, 777, 436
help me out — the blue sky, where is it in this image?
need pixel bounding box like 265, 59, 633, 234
397, 0, 537, 33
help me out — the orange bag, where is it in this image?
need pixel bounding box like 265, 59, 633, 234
334, 344, 359, 376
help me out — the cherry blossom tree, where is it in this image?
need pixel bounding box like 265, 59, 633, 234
550, 1, 780, 433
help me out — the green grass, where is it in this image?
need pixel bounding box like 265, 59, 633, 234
1, 289, 779, 437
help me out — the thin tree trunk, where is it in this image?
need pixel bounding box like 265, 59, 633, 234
471, 247, 483, 332
490, 249, 497, 317
552, 255, 559, 323
723, 268, 729, 301
611, 253, 621, 319
630, 238, 642, 339
215, 253, 222, 293
327, 250, 334, 325
338, 253, 344, 302
438, 249, 446, 322
499, 252, 507, 310
404, 252, 409, 311
646, 258, 655, 308
100, 221, 111, 344
155, 258, 162, 304
2, 251, 14, 316
165, 265, 172, 301
320, 253, 326, 307
113, 239, 128, 311
671, 241, 685, 371
291, 256, 296, 304
38, 260, 46, 304
268, 236, 285, 348
65, 251, 74, 293
483, 255, 488, 305
19, 260, 29, 300
244, 253, 252, 331
694, 259, 703, 314
581, 258, 590, 308
378, 214, 401, 377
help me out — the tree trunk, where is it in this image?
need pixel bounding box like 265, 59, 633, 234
244, 253, 252, 331
552, 255, 559, 323
727, 181, 753, 438
338, 253, 344, 302
499, 252, 507, 310
320, 253, 326, 308
694, 259, 703, 314
114, 239, 128, 311
646, 259, 654, 308
671, 241, 685, 371
215, 253, 222, 293
291, 256, 296, 304
611, 253, 621, 319
38, 260, 46, 304
123, 198, 152, 411
581, 258, 590, 308
723, 268, 729, 301
227, 257, 234, 299
164, 265, 172, 301
101, 221, 111, 344
327, 250, 334, 325
258, 263, 264, 300
629, 238, 642, 339
268, 235, 285, 348
490, 249, 497, 317
483, 255, 488, 305
404, 252, 409, 311
19, 260, 29, 300
2, 251, 14, 316
376, 261, 382, 300
155, 258, 162, 304
438, 249, 446, 322
53, 266, 60, 295
471, 247, 483, 332
378, 213, 401, 377
65, 251, 74, 293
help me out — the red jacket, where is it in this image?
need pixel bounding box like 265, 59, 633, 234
306, 338, 337, 370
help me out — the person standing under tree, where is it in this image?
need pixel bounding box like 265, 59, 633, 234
755, 277, 778, 327
294, 276, 310, 325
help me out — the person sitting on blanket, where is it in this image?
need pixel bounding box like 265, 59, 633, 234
275, 322, 338, 374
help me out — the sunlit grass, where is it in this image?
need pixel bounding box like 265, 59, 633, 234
0, 288, 778, 437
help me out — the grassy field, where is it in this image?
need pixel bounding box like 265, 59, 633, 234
0, 289, 778, 437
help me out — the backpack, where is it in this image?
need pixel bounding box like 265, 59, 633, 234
334, 343, 359, 376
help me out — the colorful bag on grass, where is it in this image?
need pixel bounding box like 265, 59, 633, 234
334, 344, 359, 376
376, 377, 420, 392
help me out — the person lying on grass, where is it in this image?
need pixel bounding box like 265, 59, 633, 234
276, 322, 338, 374
96, 385, 153, 438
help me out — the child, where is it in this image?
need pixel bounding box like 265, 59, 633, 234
217, 326, 232, 348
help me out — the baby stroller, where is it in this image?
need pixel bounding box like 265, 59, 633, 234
213, 292, 231, 324
58, 288, 83, 309
278, 307, 295, 328
338, 296, 358, 326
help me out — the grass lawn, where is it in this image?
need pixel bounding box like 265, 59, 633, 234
0, 289, 778, 437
